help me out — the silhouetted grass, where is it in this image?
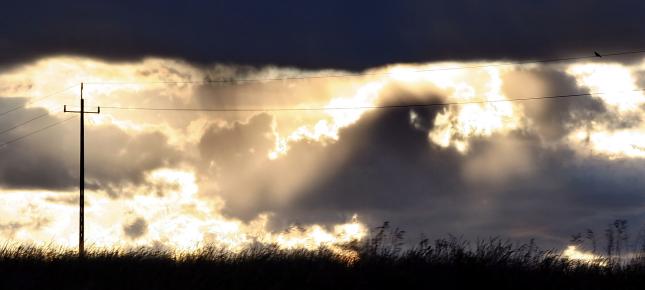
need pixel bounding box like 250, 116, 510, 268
2, 225, 645, 290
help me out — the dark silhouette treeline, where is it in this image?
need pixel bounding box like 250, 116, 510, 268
2, 222, 645, 290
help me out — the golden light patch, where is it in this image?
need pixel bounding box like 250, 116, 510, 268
564, 62, 645, 159
0, 169, 367, 256
427, 68, 520, 152
569, 127, 645, 159
562, 245, 607, 266
567, 63, 645, 112
268, 81, 385, 159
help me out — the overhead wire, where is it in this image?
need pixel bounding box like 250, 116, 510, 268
0, 116, 77, 149
4, 87, 626, 150
0, 112, 50, 137
100, 89, 645, 113
0, 84, 79, 119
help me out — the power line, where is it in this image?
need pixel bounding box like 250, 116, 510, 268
0, 112, 50, 137
0, 116, 77, 149
83, 49, 645, 86
0, 85, 79, 119
100, 89, 645, 113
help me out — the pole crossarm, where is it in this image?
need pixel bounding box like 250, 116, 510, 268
63, 105, 100, 114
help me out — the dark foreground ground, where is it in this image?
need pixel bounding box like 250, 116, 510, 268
2, 234, 645, 290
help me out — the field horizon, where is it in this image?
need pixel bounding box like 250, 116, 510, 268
2, 222, 645, 290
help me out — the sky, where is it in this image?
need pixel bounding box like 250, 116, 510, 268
1, 0, 644, 252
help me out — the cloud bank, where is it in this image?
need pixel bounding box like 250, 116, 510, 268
0, 55, 644, 250
2, 1, 645, 70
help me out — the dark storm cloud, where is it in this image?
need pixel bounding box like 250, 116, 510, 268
84, 126, 183, 196
201, 71, 645, 247
502, 67, 607, 141
0, 99, 77, 189
123, 217, 148, 239
194, 81, 447, 222
2, 0, 645, 70
0, 98, 181, 194
190, 68, 645, 246
198, 113, 275, 166
198, 113, 276, 218
265, 108, 645, 247
198, 113, 355, 220
291, 108, 461, 212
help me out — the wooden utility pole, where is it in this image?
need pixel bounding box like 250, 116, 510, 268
64, 83, 100, 257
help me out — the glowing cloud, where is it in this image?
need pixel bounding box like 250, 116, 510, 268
567, 63, 645, 112
2, 55, 645, 255
565, 62, 645, 159
0, 168, 367, 256
424, 67, 520, 152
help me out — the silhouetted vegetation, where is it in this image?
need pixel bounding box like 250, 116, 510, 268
3, 222, 645, 290
571, 219, 645, 262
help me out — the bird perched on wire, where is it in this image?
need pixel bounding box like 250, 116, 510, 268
594, 51, 602, 57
